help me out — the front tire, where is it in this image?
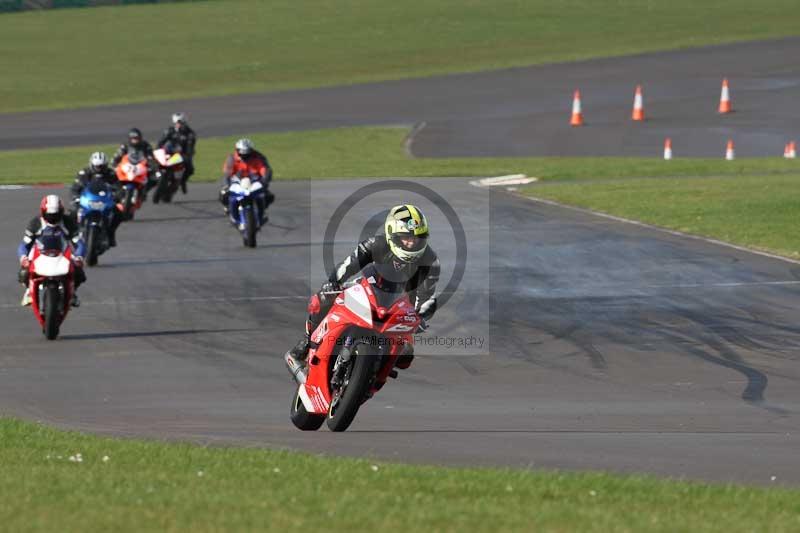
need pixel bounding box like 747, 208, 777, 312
326, 344, 376, 432
154, 172, 169, 204
289, 389, 325, 431
123, 189, 134, 220
43, 285, 61, 340
244, 208, 257, 248
86, 226, 98, 266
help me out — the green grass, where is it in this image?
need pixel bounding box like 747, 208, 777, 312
2, 0, 800, 112
523, 174, 800, 259
3, 126, 800, 184
1, 418, 799, 532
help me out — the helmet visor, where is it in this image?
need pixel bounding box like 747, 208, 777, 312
391, 233, 427, 252
42, 212, 62, 225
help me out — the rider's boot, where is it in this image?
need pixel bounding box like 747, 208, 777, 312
108, 227, 117, 248
70, 292, 81, 308
180, 176, 188, 195
259, 202, 269, 225
20, 288, 32, 307
284, 334, 311, 383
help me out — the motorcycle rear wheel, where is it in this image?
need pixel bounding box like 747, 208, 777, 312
43, 285, 61, 340
326, 344, 375, 432
289, 389, 325, 431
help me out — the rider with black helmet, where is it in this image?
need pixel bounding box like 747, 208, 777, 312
284, 205, 439, 378
112, 128, 154, 166
112, 128, 156, 193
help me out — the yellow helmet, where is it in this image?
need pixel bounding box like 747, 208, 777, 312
385, 204, 429, 263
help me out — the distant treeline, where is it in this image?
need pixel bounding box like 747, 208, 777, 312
0, 0, 206, 12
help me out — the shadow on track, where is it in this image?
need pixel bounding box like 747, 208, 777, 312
492, 291, 800, 413
60, 327, 255, 341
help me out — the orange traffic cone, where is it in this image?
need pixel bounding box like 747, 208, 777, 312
718, 78, 733, 114
725, 139, 735, 160
663, 138, 673, 160
632, 85, 645, 121
570, 90, 584, 126
784, 141, 796, 159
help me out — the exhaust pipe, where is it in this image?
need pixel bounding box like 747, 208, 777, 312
284, 352, 307, 385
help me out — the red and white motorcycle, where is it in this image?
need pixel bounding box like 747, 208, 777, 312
25, 229, 76, 340
286, 264, 423, 432
151, 144, 185, 204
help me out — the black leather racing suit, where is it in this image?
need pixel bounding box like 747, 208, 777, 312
111, 141, 154, 167
157, 125, 197, 184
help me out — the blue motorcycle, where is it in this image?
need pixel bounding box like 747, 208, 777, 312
228, 175, 267, 248
77, 177, 116, 266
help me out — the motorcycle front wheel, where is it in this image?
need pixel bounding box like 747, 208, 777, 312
244, 208, 257, 248
86, 225, 99, 266
43, 285, 61, 340
123, 189, 134, 220
153, 172, 170, 204
326, 343, 376, 432
289, 389, 325, 431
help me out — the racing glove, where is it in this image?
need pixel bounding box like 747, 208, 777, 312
320, 281, 342, 294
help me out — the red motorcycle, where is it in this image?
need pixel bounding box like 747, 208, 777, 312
26, 229, 75, 340
285, 264, 422, 432
115, 151, 149, 219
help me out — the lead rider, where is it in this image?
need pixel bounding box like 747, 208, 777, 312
17, 195, 86, 307
285, 204, 440, 375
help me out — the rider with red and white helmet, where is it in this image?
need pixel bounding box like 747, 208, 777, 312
17, 195, 86, 307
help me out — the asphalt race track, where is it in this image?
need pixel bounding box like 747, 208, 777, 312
2, 38, 800, 157
2, 39, 800, 485
1, 180, 799, 485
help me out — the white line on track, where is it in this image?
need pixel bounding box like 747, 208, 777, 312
523, 195, 800, 266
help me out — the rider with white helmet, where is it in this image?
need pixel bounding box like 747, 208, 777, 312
219, 138, 275, 220
157, 112, 197, 194
70, 151, 123, 247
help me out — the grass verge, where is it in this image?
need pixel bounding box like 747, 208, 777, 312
2, 126, 800, 184
2, 0, 800, 112
1, 418, 799, 532
522, 174, 800, 259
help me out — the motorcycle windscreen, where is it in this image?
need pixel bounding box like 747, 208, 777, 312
37, 231, 67, 256
344, 286, 372, 327
82, 179, 113, 207
361, 264, 407, 308
128, 151, 145, 165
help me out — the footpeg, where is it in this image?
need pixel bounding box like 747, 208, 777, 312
389, 370, 398, 379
